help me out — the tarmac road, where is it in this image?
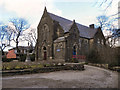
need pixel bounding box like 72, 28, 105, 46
2, 65, 118, 88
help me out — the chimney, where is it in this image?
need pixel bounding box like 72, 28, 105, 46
89, 24, 94, 29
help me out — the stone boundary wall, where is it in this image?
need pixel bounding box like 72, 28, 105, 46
87, 63, 120, 72
87, 63, 109, 69
2, 64, 84, 76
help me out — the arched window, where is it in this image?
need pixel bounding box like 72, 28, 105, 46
97, 38, 100, 44
101, 39, 104, 45
73, 46, 76, 51
79, 39, 81, 48
42, 24, 49, 40
73, 45, 76, 55
57, 28, 60, 37
43, 46, 46, 50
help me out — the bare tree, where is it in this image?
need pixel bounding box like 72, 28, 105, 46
0, 23, 13, 52
94, 0, 113, 10
9, 18, 30, 53
96, 15, 119, 47
106, 31, 119, 47
97, 15, 109, 30
22, 28, 37, 47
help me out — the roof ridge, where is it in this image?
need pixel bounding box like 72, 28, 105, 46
47, 12, 97, 39
48, 12, 72, 22
48, 12, 94, 29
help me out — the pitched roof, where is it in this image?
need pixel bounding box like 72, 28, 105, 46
48, 12, 97, 39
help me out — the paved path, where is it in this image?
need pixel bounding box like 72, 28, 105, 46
2, 65, 118, 88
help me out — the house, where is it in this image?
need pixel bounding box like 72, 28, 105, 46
6, 46, 34, 59
35, 7, 106, 62
6, 49, 16, 59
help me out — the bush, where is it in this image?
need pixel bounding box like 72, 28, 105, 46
2, 62, 44, 70
19, 54, 27, 62
103, 47, 119, 67
87, 49, 101, 63
19, 54, 35, 62
2, 56, 17, 62
116, 52, 120, 66
30, 54, 35, 61
87, 47, 120, 67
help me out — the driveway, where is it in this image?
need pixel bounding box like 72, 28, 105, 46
2, 65, 118, 88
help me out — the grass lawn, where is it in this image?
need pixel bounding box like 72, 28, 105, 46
2, 60, 65, 71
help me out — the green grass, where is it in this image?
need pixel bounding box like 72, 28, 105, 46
2, 60, 65, 70
2, 62, 44, 70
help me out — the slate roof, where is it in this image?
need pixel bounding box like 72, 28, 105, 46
48, 12, 97, 39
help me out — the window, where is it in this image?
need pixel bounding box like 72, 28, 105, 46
24, 50, 26, 54
56, 44, 58, 49
42, 24, 49, 40
14, 50, 17, 54
57, 28, 60, 36
79, 39, 81, 47
101, 40, 104, 45
60, 44, 63, 48
97, 38, 100, 44
43, 46, 46, 50
21, 50, 23, 53
85, 39, 88, 44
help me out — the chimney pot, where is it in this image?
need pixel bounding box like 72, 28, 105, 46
89, 24, 94, 29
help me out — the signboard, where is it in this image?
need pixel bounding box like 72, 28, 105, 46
57, 49, 60, 52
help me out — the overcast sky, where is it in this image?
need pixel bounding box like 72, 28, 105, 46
0, 0, 119, 27
0, 0, 119, 50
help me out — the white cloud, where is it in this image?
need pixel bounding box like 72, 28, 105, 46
1, 0, 119, 50
0, 0, 62, 28
103, 29, 112, 36
0, 0, 63, 51
53, 0, 101, 2
106, 0, 119, 16
76, 16, 97, 27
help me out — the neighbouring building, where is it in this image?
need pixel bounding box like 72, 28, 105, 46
6, 46, 34, 59
6, 49, 16, 59
35, 7, 106, 62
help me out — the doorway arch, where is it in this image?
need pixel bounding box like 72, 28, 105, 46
43, 46, 47, 60
73, 45, 76, 55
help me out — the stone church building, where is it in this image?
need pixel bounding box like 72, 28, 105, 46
35, 7, 106, 62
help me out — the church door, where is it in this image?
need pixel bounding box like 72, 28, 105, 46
73, 46, 76, 55
43, 46, 47, 60
73, 46, 76, 59
44, 51, 47, 60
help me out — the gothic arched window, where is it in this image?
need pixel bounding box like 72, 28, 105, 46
97, 38, 100, 44
42, 24, 49, 41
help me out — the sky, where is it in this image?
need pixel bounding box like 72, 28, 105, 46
0, 0, 119, 50
0, 0, 119, 27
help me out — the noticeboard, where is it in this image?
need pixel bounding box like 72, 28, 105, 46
57, 49, 60, 52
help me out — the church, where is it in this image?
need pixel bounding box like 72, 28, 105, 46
35, 7, 106, 62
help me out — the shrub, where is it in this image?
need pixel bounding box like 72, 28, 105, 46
19, 54, 27, 62
103, 47, 119, 67
30, 54, 35, 61
87, 49, 101, 63
116, 52, 120, 66
2, 62, 44, 70
87, 47, 120, 67
19, 54, 35, 62
2, 56, 17, 62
